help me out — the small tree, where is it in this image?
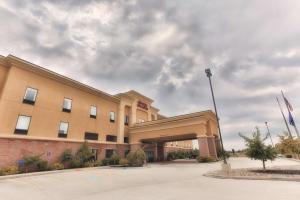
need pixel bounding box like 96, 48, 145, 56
239, 127, 277, 170
276, 133, 300, 158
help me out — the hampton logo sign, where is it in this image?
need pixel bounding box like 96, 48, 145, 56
137, 101, 148, 110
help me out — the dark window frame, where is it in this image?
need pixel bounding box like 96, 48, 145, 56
58, 121, 69, 138
109, 111, 115, 123
106, 135, 117, 142
85, 132, 99, 140
23, 87, 38, 105
14, 115, 32, 135
124, 137, 129, 143
62, 98, 72, 113
90, 105, 97, 119
124, 115, 129, 126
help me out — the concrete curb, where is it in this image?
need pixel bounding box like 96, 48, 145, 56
0, 166, 111, 181
204, 173, 300, 182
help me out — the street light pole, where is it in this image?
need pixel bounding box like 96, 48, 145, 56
205, 68, 227, 164
265, 122, 274, 147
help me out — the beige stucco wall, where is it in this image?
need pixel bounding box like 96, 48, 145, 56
0, 64, 119, 142
136, 109, 148, 122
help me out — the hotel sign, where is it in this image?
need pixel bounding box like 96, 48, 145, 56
137, 101, 148, 110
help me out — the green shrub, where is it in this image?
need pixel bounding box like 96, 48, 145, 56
83, 161, 95, 168
109, 152, 120, 165
119, 158, 129, 166
190, 149, 199, 159
167, 150, 199, 160
75, 142, 94, 165
60, 149, 73, 164
36, 160, 48, 171
70, 156, 83, 168
23, 155, 42, 167
0, 169, 3, 176
1, 166, 19, 175
101, 158, 111, 166
197, 156, 216, 163
50, 163, 64, 170
167, 151, 177, 161
22, 154, 44, 172
126, 148, 146, 167
94, 160, 102, 167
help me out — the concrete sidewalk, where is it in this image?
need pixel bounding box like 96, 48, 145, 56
0, 158, 299, 200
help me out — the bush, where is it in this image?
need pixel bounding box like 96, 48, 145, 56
94, 160, 102, 167
83, 161, 95, 168
36, 160, 48, 171
75, 142, 94, 166
109, 152, 120, 165
167, 150, 199, 161
119, 159, 129, 166
167, 151, 177, 161
126, 149, 146, 167
197, 156, 216, 163
1, 166, 19, 175
50, 163, 64, 170
22, 154, 45, 172
60, 149, 73, 164
70, 156, 83, 168
101, 158, 111, 166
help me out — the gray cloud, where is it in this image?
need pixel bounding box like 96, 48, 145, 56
1, 0, 300, 149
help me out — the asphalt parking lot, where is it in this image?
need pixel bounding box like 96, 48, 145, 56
0, 157, 299, 200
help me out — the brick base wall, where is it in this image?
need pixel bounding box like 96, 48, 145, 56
0, 138, 129, 168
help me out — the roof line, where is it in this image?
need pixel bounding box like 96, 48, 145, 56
6, 54, 120, 103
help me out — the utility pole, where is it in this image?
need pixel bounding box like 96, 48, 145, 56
265, 122, 274, 147
205, 68, 227, 164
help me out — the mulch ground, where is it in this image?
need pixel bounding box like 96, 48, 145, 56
205, 165, 300, 182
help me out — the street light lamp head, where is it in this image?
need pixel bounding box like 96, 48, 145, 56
205, 68, 212, 77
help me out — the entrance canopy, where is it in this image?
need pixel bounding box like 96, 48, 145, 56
129, 110, 221, 158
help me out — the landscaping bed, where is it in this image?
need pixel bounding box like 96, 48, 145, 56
205, 165, 300, 182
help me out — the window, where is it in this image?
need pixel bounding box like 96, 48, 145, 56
105, 149, 114, 158
15, 115, 31, 134
124, 137, 129, 143
85, 132, 99, 140
124, 115, 129, 126
109, 111, 115, 122
90, 106, 97, 119
62, 98, 72, 113
23, 88, 37, 105
106, 135, 117, 142
58, 122, 69, 138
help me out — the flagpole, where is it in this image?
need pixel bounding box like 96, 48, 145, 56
281, 91, 300, 138
265, 122, 274, 147
276, 97, 292, 138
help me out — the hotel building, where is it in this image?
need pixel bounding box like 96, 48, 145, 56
0, 55, 220, 167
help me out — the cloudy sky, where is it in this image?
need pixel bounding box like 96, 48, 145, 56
1, 0, 300, 149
